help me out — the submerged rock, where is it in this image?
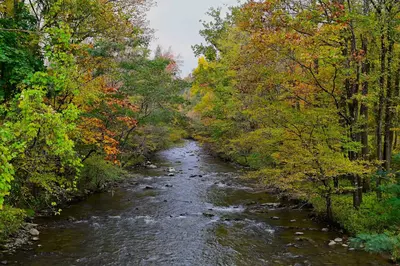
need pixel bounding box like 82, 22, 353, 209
295, 232, 304, 235
146, 164, 158, 169
334, 238, 343, 242
168, 173, 175, 177
144, 186, 155, 190
271, 216, 280, 220
262, 203, 282, 208
32, 237, 39, 241
321, 228, 329, 232
202, 213, 215, 218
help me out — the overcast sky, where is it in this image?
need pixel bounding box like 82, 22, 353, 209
147, 0, 239, 77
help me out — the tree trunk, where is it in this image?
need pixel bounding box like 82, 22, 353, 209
353, 174, 363, 208
383, 38, 394, 171
360, 0, 369, 159
326, 194, 333, 222
376, 28, 386, 200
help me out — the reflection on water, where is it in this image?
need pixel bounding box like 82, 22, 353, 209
4, 140, 391, 265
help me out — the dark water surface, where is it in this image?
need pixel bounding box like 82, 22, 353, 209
5, 140, 390, 265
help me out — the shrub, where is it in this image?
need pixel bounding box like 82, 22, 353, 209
79, 156, 126, 191
0, 206, 26, 243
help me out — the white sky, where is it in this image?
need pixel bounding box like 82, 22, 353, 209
147, 0, 239, 77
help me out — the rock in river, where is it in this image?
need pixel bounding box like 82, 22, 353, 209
168, 167, 176, 172
329, 240, 336, 246
29, 228, 40, 236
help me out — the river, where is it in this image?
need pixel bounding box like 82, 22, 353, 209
5, 140, 391, 265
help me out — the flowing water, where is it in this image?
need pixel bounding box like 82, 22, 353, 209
5, 140, 391, 265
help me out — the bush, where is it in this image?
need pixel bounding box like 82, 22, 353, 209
79, 156, 126, 191
0, 206, 26, 243
311, 193, 391, 234
351, 233, 400, 261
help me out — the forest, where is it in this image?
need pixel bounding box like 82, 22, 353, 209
1, 0, 400, 263
188, 0, 400, 260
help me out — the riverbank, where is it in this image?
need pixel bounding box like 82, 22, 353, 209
191, 136, 399, 262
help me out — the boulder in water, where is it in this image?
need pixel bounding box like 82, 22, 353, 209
29, 228, 40, 236
328, 240, 336, 246
168, 167, 176, 172
146, 164, 158, 169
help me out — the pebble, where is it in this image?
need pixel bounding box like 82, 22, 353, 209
334, 238, 343, 242
271, 216, 280, 220
1, 261, 7, 265
321, 228, 329, 232
32, 237, 39, 241
342, 244, 348, 247
290, 219, 296, 222
295, 232, 304, 235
